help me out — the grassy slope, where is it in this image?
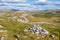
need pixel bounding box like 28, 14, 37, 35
31, 13, 60, 23
0, 11, 60, 40
0, 17, 31, 40
25, 13, 60, 40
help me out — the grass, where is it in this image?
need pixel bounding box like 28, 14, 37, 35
0, 11, 60, 40
26, 13, 60, 23
0, 16, 31, 40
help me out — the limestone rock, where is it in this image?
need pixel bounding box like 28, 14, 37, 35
24, 25, 49, 35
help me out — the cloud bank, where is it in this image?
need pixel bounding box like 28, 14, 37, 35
38, 0, 46, 2
0, 0, 60, 10
0, 0, 27, 2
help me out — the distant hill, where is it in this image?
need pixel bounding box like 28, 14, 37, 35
15, 9, 60, 14
0, 9, 60, 14
34, 9, 60, 14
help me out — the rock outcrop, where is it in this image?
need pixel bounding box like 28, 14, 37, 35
24, 25, 49, 34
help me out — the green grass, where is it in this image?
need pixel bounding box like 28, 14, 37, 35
32, 13, 60, 18
0, 17, 31, 40
0, 11, 60, 40
0, 17, 59, 40
39, 24, 60, 40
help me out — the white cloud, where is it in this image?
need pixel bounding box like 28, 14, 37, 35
48, 2, 60, 4
0, 2, 60, 10
38, 0, 46, 2
1, 0, 27, 2
14, 0, 26, 2
0, 0, 60, 10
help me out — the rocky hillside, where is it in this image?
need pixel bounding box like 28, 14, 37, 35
0, 10, 60, 40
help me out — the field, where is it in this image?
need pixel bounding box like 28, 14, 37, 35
0, 10, 60, 40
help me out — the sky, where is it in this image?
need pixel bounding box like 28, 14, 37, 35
0, 0, 60, 10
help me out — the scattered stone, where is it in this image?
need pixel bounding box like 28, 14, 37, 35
15, 39, 18, 40
50, 35, 54, 38
14, 35, 19, 40
37, 37, 40, 39
0, 30, 7, 40
12, 16, 17, 19
0, 30, 7, 32
0, 19, 4, 20
0, 25, 3, 28
24, 25, 49, 35
23, 36, 27, 38
24, 29, 27, 32
41, 35, 45, 38
1, 36, 4, 40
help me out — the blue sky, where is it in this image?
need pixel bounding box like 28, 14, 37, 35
0, 0, 60, 10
